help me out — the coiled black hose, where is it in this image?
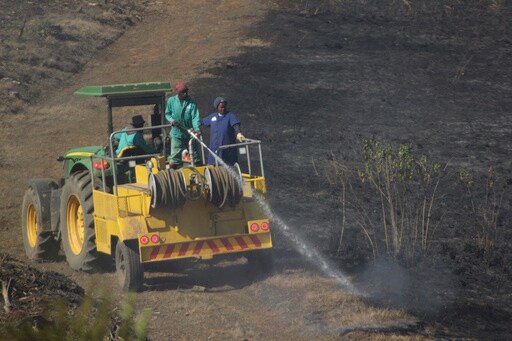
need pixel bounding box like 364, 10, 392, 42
149, 169, 187, 209
206, 167, 243, 209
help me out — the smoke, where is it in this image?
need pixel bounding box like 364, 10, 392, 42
357, 257, 459, 316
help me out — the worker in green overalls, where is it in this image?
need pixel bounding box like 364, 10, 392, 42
164, 82, 202, 168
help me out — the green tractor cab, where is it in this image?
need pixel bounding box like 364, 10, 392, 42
61, 82, 172, 180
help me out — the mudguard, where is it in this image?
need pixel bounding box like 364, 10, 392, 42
27, 179, 60, 232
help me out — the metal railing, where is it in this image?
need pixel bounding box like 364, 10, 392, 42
91, 124, 174, 195
90, 125, 265, 195
215, 138, 265, 178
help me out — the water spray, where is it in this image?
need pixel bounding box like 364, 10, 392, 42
186, 129, 362, 295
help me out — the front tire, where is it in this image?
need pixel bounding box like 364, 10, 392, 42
21, 187, 59, 261
115, 241, 143, 292
60, 171, 100, 271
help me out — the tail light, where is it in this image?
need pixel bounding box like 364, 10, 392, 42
92, 160, 110, 170
261, 222, 269, 230
140, 236, 149, 245
150, 235, 160, 243
250, 223, 259, 232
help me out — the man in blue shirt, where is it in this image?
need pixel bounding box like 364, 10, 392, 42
114, 115, 155, 157
202, 97, 245, 165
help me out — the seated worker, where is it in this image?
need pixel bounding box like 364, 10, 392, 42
114, 115, 155, 157
202, 97, 245, 166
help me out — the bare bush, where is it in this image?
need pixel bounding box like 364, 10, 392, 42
326, 137, 447, 264
459, 166, 504, 255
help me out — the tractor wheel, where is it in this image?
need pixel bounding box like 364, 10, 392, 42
115, 241, 143, 292
21, 187, 59, 261
60, 171, 101, 271
246, 249, 275, 276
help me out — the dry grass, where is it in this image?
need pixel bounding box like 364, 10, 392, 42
266, 271, 418, 339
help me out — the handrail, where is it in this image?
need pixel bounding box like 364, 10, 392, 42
215, 138, 265, 178
90, 127, 265, 195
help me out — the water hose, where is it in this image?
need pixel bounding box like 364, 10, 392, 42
167, 128, 245, 208
205, 166, 243, 209
149, 169, 187, 209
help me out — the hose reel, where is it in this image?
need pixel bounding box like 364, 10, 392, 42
204, 166, 243, 209
148, 169, 187, 209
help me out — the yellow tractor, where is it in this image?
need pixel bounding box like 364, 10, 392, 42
21, 82, 273, 291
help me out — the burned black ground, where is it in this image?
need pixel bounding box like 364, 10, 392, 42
1, 0, 511, 339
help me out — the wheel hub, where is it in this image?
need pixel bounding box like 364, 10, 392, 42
67, 195, 85, 255
26, 203, 37, 247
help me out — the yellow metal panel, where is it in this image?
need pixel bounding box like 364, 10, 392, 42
150, 156, 167, 171
252, 177, 267, 194
212, 209, 244, 222
242, 182, 253, 197
93, 190, 119, 221
242, 201, 267, 221
147, 193, 214, 240
242, 175, 266, 194
117, 215, 148, 240
133, 156, 163, 185
212, 209, 246, 236
94, 218, 119, 254
145, 214, 168, 229
116, 186, 151, 217
135, 165, 149, 185
94, 219, 110, 253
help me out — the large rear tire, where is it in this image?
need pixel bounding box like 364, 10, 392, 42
60, 171, 101, 271
21, 187, 59, 261
115, 241, 143, 292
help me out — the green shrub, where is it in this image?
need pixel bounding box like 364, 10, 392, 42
6, 291, 150, 341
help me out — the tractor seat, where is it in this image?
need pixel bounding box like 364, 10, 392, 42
117, 146, 147, 164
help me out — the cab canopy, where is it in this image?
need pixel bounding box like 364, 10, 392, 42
74, 82, 172, 135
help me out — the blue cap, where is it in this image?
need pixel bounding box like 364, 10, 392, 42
213, 96, 226, 110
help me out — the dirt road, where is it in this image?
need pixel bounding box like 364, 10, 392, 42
1, 0, 511, 339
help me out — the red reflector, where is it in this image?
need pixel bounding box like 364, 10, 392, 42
261, 222, 269, 230
250, 223, 259, 232
92, 160, 110, 170
150, 235, 159, 243
140, 236, 149, 245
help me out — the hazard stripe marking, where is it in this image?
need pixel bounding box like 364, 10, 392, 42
206, 240, 219, 253
143, 233, 270, 261
164, 244, 175, 258
193, 241, 204, 255
178, 243, 189, 256
150, 246, 161, 260
249, 235, 262, 247
220, 238, 234, 251
235, 236, 249, 249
